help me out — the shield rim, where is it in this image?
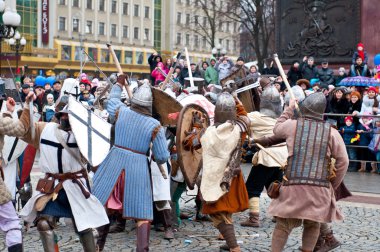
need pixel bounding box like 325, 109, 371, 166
176, 103, 210, 190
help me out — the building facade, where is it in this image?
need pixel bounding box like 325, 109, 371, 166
1, 0, 240, 79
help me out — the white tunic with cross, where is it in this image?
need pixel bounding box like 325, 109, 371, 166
20, 123, 109, 232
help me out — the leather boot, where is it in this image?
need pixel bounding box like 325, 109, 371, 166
371, 163, 377, 173
358, 162, 366, 172
39, 230, 56, 252
314, 231, 341, 252
217, 222, 239, 251
240, 212, 260, 227
79, 229, 96, 252
109, 217, 126, 233
8, 243, 23, 252
136, 222, 150, 252
96, 224, 110, 251
162, 209, 174, 240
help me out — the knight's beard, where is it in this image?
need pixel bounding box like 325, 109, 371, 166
59, 118, 71, 131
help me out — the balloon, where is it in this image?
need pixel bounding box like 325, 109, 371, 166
34, 76, 46, 87
46, 76, 56, 86
374, 54, 380, 66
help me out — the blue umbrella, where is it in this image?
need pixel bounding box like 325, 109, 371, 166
339, 76, 380, 87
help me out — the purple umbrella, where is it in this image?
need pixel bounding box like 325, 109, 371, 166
339, 76, 380, 87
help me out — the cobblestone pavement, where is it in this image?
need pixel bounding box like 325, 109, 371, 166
1, 166, 380, 251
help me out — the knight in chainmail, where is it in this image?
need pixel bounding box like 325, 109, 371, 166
241, 77, 287, 228
268, 93, 349, 252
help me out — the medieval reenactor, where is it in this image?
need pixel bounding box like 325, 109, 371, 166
241, 78, 287, 227
93, 77, 170, 252
0, 97, 26, 252
200, 92, 250, 252
17, 93, 109, 251
268, 93, 349, 252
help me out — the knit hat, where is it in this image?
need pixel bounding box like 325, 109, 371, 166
362, 111, 373, 121
344, 116, 353, 123
91, 78, 99, 87
310, 78, 320, 86
47, 94, 54, 99
21, 84, 30, 89
350, 91, 361, 100
296, 79, 311, 89
237, 56, 244, 62
357, 42, 364, 50
368, 86, 377, 94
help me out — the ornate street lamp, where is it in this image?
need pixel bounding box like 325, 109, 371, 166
0, 0, 21, 76
8, 31, 26, 75
211, 43, 227, 59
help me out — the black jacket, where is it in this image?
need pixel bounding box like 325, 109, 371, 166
300, 62, 318, 80
287, 67, 302, 86
261, 67, 280, 76
317, 68, 335, 86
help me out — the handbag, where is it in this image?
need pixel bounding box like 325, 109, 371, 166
267, 180, 282, 199
36, 177, 55, 194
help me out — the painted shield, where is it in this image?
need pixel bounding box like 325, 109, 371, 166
178, 94, 215, 125
176, 104, 210, 189
67, 96, 111, 167
152, 87, 183, 127
60, 78, 80, 98
3, 78, 21, 102
1, 103, 40, 165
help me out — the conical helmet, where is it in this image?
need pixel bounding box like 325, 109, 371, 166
260, 85, 282, 118
214, 92, 236, 124
131, 82, 152, 108
299, 92, 327, 120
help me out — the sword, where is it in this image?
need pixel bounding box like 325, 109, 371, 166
235, 81, 260, 94
184, 47, 194, 88
155, 67, 176, 86
29, 100, 35, 140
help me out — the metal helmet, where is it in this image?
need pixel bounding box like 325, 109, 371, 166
284, 85, 306, 106
109, 73, 118, 84
131, 82, 153, 116
214, 92, 236, 124
259, 77, 272, 90
55, 104, 70, 120
299, 92, 327, 120
260, 85, 282, 118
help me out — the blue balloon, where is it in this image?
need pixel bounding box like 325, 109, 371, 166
374, 54, 380, 66
35, 76, 46, 87
46, 76, 56, 86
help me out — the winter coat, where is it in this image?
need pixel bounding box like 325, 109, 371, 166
348, 100, 362, 125
215, 60, 234, 82
357, 121, 373, 146
349, 64, 371, 77
317, 68, 335, 86
205, 66, 219, 85
335, 74, 348, 85
151, 66, 168, 85
360, 95, 380, 115
286, 67, 302, 86
340, 124, 356, 145
352, 51, 368, 65
300, 62, 318, 80
261, 67, 280, 76
326, 97, 350, 127
179, 67, 202, 86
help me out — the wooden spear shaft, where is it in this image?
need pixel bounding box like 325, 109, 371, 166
107, 43, 133, 99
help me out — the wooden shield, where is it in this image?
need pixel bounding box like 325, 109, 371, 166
152, 87, 183, 127
176, 104, 210, 189
67, 96, 111, 166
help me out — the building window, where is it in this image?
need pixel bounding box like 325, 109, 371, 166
218, 21, 223, 32
111, 24, 117, 37
194, 15, 199, 25
99, 22, 105, 35
86, 21, 92, 34
134, 4, 139, 17
226, 39, 230, 51
144, 6, 149, 18
202, 36, 206, 47
186, 34, 190, 46
234, 22, 237, 33
194, 35, 199, 47
123, 26, 128, 38
144, 28, 149, 40
73, 0, 79, 7
73, 18, 79, 32
186, 0, 190, 6
86, 0, 92, 9
177, 12, 181, 24
233, 41, 237, 52
59, 17, 66, 31
186, 14, 190, 25
99, 0, 105, 11
176, 33, 181, 45
123, 2, 128, 15
203, 16, 207, 27
219, 38, 223, 45
226, 21, 230, 32
134, 27, 139, 39
59, 0, 66, 5
177, 0, 181, 3
111, 0, 117, 13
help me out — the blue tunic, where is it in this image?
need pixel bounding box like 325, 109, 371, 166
93, 104, 169, 220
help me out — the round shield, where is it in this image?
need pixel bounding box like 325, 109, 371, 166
176, 103, 210, 190
152, 87, 183, 127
